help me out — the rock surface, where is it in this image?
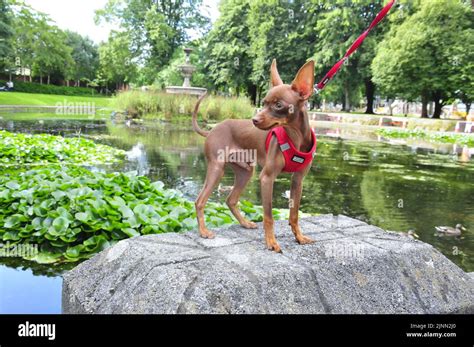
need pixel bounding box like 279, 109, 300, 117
62, 215, 474, 314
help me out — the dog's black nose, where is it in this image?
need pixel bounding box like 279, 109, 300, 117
252, 118, 260, 126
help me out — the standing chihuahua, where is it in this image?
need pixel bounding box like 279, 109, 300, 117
192, 59, 316, 253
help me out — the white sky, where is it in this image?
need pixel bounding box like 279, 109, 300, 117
23, 0, 220, 44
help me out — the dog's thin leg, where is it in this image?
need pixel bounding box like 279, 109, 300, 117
226, 164, 257, 229
195, 162, 224, 239
289, 171, 314, 244
260, 170, 281, 252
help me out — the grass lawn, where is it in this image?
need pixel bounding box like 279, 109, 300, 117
0, 92, 112, 107
0, 112, 111, 120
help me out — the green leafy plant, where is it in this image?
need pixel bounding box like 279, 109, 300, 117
114, 90, 254, 121
0, 80, 98, 96
0, 130, 125, 166
376, 128, 474, 147
0, 166, 291, 264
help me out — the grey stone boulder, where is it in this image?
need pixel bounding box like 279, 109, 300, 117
62, 215, 474, 314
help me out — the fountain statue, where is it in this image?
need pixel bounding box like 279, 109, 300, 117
166, 48, 207, 96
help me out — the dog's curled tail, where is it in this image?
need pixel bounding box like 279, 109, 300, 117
192, 92, 209, 138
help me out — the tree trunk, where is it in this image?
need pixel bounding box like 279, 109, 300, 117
256, 85, 263, 107
421, 94, 428, 118
466, 102, 471, 117
433, 99, 444, 119
364, 79, 375, 114
40, 75, 43, 85
47, 75, 50, 85
386, 99, 393, 116
343, 83, 350, 112
246, 84, 257, 105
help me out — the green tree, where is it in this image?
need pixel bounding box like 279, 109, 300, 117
98, 31, 137, 90
313, 0, 391, 113
31, 19, 75, 84
64, 31, 99, 86
372, 0, 474, 118
9, 1, 38, 81
247, 0, 320, 104
0, 0, 14, 73
96, 0, 210, 83
204, 0, 256, 101
9, 1, 75, 84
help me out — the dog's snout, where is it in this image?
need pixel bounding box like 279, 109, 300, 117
252, 118, 260, 126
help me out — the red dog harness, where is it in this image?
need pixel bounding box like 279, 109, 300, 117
265, 127, 317, 173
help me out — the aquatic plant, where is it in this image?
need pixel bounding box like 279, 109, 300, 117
0, 130, 125, 166
0, 166, 289, 264
376, 128, 474, 147
114, 90, 254, 121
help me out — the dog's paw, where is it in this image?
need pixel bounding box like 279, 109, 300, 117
296, 235, 315, 245
240, 220, 258, 229
266, 241, 282, 253
199, 229, 216, 239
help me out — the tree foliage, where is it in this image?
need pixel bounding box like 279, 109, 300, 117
98, 31, 137, 89
0, 0, 14, 70
203, 0, 253, 97
95, 0, 210, 84
6, 1, 99, 86
372, 0, 474, 117
64, 31, 99, 84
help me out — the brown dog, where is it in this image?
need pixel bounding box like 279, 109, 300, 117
192, 59, 316, 252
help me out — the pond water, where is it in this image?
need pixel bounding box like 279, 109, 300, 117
1, 115, 473, 313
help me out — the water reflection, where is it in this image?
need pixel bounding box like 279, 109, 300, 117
0, 117, 473, 313
315, 125, 473, 160
126, 143, 150, 175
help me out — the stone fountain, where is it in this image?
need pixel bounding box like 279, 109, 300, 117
166, 47, 207, 96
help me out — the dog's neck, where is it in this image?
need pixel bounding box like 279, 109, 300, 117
284, 105, 312, 152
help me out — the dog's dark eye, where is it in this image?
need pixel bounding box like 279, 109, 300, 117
274, 101, 284, 110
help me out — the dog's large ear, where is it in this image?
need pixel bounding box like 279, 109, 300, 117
270, 59, 283, 87
291, 60, 315, 100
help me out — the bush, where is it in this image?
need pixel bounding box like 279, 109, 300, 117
0, 80, 97, 97
114, 90, 255, 121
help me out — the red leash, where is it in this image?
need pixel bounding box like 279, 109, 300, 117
314, 0, 396, 92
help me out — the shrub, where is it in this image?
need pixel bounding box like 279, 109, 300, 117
0, 80, 98, 97
114, 90, 255, 121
